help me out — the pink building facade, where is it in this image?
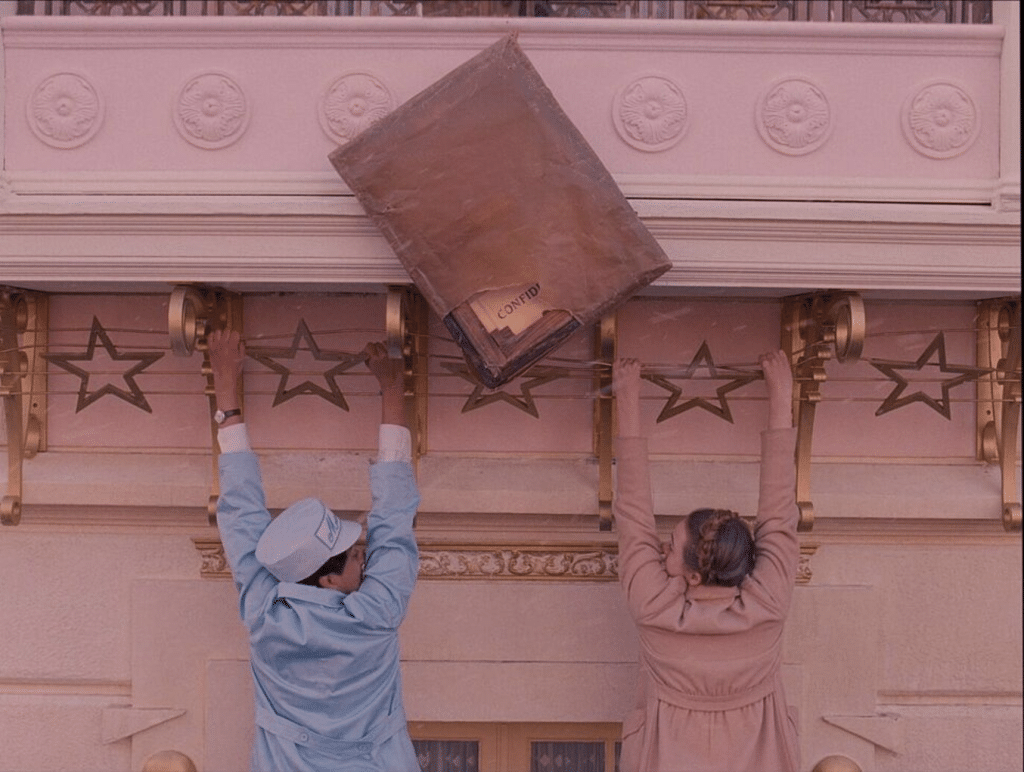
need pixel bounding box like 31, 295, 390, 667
1, 3, 1020, 771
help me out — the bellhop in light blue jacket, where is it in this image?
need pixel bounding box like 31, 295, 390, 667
216, 426, 421, 772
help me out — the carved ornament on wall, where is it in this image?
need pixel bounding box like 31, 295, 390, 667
174, 72, 250, 149
193, 539, 815, 584
27, 72, 104, 149
902, 80, 979, 159
319, 71, 395, 145
757, 77, 832, 155
612, 74, 689, 152
441, 360, 569, 418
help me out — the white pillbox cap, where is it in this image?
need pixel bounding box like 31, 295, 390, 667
255, 497, 361, 583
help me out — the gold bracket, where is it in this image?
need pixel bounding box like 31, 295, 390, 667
386, 286, 429, 463
782, 291, 866, 532
0, 288, 49, 526
976, 297, 1022, 532
594, 313, 617, 532
168, 285, 244, 524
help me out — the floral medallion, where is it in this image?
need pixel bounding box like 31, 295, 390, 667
174, 72, 249, 149
318, 72, 395, 145
757, 77, 832, 156
902, 81, 979, 159
612, 74, 689, 152
27, 72, 104, 149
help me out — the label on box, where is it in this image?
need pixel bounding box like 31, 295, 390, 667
468, 282, 547, 336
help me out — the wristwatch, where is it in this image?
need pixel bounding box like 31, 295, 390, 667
214, 408, 242, 425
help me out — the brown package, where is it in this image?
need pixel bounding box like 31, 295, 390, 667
330, 34, 671, 388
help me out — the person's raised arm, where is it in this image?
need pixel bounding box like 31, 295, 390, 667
760, 348, 794, 431
748, 349, 799, 617
350, 341, 418, 629
363, 341, 407, 430
208, 328, 245, 429
613, 358, 643, 438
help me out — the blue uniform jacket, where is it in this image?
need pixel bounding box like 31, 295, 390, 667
217, 450, 421, 772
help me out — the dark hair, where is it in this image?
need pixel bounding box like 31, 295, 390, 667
298, 550, 349, 587
683, 508, 755, 587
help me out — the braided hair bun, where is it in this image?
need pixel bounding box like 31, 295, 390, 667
683, 508, 755, 587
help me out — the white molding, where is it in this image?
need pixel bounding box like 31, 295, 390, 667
0, 16, 1004, 57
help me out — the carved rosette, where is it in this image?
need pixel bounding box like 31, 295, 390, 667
757, 77, 832, 156
902, 81, 979, 159
174, 72, 249, 149
613, 75, 689, 152
318, 72, 394, 145
27, 72, 104, 149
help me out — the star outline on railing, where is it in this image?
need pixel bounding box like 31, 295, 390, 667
643, 341, 761, 424
42, 316, 164, 413
442, 360, 569, 418
247, 319, 365, 410
869, 331, 991, 419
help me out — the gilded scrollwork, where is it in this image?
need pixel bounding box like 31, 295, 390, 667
195, 538, 816, 584
174, 72, 250, 149
902, 81, 979, 159
27, 72, 104, 149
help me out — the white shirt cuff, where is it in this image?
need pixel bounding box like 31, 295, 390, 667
217, 423, 252, 453
378, 424, 412, 463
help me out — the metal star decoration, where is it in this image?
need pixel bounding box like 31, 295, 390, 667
247, 319, 364, 410
43, 316, 163, 413
644, 341, 761, 423
442, 360, 568, 418
870, 331, 989, 419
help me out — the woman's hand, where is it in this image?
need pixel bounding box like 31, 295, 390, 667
759, 349, 794, 430
613, 358, 643, 438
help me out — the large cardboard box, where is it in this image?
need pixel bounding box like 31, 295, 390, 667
330, 35, 671, 387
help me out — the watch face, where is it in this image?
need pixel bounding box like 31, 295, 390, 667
214, 410, 226, 424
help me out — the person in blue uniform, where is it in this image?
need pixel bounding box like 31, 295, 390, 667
208, 328, 421, 772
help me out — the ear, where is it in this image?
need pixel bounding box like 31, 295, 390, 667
318, 573, 343, 590
684, 569, 702, 587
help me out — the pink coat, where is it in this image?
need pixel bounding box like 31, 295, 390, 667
613, 428, 801, 772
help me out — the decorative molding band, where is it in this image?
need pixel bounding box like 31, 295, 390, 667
192, 538, 818, 584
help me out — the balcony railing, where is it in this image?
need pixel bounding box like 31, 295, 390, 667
11, 1, 994, 23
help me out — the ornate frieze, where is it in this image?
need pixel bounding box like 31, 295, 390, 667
757, 77, 832, 156
901, 81, 979, 159
27, 72, 104, 149
174, 72, 250, 149
318, 72, 395, 145
193, 538, 817, 584
612, 74, 689, 152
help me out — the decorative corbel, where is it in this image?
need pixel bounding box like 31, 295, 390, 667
595, 314, 617, 531
0, 288, 48, 526
976, 297, 1022, 532
386, 286, 429, 464
782, 291, 866, 531
168, 285, 243, 525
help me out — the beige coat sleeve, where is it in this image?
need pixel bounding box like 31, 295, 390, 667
613, 436, 682, 624
745, 427, 800, 618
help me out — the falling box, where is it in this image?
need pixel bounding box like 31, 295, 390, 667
330, 34, 671, 388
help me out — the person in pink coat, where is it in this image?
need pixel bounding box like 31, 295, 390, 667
612, 350, 800, 772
